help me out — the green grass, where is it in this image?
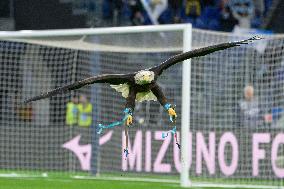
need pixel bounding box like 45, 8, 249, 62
0, 177, 263, 189
0, 176, 281, 189
0, 177, 180, 189
0, 171, 282, 189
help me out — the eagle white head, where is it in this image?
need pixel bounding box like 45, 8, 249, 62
134, 70, 155, 85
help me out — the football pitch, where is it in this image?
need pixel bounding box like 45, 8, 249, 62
0, 177, 180, 189
0, 172, 281, 189
0, 177, 270, 189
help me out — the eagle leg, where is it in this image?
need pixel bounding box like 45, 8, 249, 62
164, 103, 177, 123
124, 86, 136, 126
123, 86, 137, 158
151, 83, 180, 149
123, 108, 133, 126
96, 108, 132, 135
96, 84, 135, 135
151, 83, 177, 122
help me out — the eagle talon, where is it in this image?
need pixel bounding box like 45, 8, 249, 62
237, 36, 262, 45
164, 103, 177, 123
168, 107, 177, 122
125, 115, 133, 126
124, 108, 133, 126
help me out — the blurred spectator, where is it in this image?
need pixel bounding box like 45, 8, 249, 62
17, 104, 33, 122
11, 93, 33, 122
66, 96, 78, 126
195, 5, 221, 30
159, 0, 182, 24
220, 0, 239, 31
127, 0, 145, 25
78, 95, 93, 127
237, 85, 262, 176
168, 0, 182, 17
230, 0, 254, 29
237, 85, 263, 127
185, 0, 201, 18
97, 0, 273, 31
264, 0, 273, 16
112, 0, 124, 25
253, 0, 264, 17
102, 0, 124, 26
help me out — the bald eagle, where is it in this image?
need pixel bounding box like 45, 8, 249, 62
24, 37, 260, 153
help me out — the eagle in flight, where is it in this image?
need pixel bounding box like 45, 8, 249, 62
24, 36, 260, 154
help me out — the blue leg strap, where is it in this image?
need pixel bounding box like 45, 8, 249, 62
164, 103, 171, 110
123, 148, 129, 159
162, 126, 181, 149
164, 103, 176, 122
97, 108, 133, 159
162, 126, 177, 139
96, 108, 131, 134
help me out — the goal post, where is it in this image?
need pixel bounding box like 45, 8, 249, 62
0, 24, 284, 189
0, 24, 192, 186
181, 24, 192, 187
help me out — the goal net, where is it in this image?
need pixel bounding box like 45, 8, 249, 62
0, 25, 283, 188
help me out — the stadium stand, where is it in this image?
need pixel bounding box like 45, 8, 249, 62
96, 0, 274, 31
0, 0, 276, 32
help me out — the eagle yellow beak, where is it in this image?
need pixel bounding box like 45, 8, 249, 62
143, 75, 150, 81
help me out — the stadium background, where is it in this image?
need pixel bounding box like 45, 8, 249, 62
0, 0, 280, 32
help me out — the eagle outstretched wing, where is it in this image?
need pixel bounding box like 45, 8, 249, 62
24, 73, 133, 103
150, 36, 262, 76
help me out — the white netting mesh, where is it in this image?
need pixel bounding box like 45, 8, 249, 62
0, 27, 283, 187
0, 31, 183, 176
189, 30, 284, 186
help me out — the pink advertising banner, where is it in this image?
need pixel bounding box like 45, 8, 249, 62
64, 130, 284, 178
